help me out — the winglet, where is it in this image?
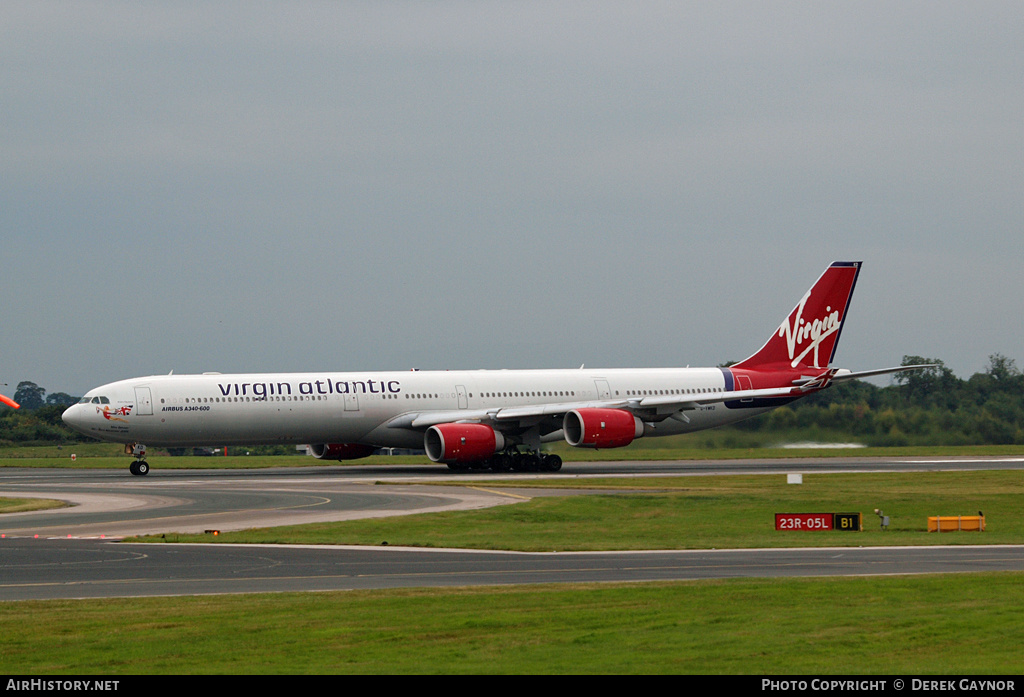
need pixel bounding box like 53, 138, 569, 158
0, 394, 19, 409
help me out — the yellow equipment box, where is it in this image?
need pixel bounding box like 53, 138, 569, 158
928, 515, 985, 532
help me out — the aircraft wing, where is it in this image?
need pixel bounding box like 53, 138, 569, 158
386, 364, 935, 432
391, 401, 618, 430
388, 385, 809, 432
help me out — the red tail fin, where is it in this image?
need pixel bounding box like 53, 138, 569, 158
733, 261, 861, 371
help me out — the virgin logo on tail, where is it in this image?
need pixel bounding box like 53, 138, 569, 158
779, 291, 842, 369
733, 261, 860, 372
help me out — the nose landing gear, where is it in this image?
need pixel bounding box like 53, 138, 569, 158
126, 443, 149, 476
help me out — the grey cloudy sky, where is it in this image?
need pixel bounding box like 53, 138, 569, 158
3, 2, 1021, 397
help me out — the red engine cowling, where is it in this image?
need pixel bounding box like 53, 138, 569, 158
424, 423, 506, 463
307, 443, 376, 460
563, 408, 644, 449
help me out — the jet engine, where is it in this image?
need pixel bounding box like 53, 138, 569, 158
424, 423, 506, 463
563, 408, 645, 449
307, 443, 376, 460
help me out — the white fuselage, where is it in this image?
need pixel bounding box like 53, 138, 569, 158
61, 367, 768, 449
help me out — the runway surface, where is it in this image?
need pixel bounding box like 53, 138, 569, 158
2, 456, 1024, 600
5, 538, 1024, 601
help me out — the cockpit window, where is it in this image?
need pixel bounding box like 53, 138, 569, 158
100, 397, 110, 404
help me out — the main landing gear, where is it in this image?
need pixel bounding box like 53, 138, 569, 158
447, 450, 562, 473
126, 443, 150, 476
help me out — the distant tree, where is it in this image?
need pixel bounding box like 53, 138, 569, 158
13, 381, 45, 411
893, 356, 961, 409
45, 392, 79, 407
805, 379, 880, 409
986, 353, 1021, 383
33, 404, 68, 427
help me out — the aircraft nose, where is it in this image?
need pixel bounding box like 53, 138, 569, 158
62, 404, 86, 432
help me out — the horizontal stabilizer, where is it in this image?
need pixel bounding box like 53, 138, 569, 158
830, 364, 938, 383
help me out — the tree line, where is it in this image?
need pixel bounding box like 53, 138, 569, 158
0, 381, 81, 444
729, 354, 1024, 446
1, 355, 1022, 448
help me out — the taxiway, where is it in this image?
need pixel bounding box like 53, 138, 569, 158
2, 456, 1024, 600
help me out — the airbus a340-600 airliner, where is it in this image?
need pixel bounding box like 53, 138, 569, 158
62, 261, 927, 475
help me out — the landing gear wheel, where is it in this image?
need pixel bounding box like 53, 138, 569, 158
127, 443, 149, 476
543, 454, 562, 472
490, 453, 512, 472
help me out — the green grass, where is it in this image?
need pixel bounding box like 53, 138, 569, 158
0, 442, 126, 458
0, 497, 67, 514
2, 575, 1023, 674
0, 455, 322, 470
137, 471, 1023, 550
